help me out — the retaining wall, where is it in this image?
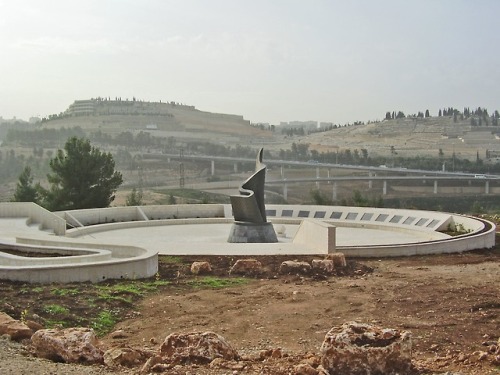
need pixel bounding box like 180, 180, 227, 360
0, 202, 66, 235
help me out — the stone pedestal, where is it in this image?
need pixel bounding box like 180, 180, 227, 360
227, 222, 278, 243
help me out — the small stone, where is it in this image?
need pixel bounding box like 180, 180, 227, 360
311, 259, 334, 274
293, 363, 318, 375
271, 348, 282, 358
110, 329, 127, 339
103, 346, 149, 368
324, 252, 347, 267
229, 259, 263, 275
190, 261, 212, 275
279, 261, 311, 275
0, 312, 33, 341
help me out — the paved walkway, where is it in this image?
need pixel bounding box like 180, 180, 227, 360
72, 223, 445, 255
0, 218, 449, 256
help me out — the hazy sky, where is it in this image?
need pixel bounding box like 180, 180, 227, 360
1, 0, 499, 125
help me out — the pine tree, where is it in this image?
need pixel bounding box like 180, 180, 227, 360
12, 166, 39, 203
41, 137, 123, 211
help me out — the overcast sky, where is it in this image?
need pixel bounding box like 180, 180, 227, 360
1, 0, 499, 125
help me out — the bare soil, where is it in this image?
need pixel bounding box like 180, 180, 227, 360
1, 241, 499, 374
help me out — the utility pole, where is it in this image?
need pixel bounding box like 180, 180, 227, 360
179, 148, 185, 188
452, 143, 455, 172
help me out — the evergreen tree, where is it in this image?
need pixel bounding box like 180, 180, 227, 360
41, 137, 123, 211
12, 166, 39, 203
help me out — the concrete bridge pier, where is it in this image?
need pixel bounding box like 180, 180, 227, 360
316, 167, 320, 189
211, 160, 215, 176
332, 181, 337, 201
486, 181, 490, 194
368, 172, 373, 189
283, 182, 288, 201
383, 180, 387, 195
234, 162, 238, 173
434, 180, 438, 194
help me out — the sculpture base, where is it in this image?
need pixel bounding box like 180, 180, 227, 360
227, 222, 278, 243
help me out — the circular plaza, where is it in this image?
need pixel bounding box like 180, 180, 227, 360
0, 202, 495, 283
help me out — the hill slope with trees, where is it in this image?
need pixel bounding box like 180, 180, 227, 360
305, 107, 500, 162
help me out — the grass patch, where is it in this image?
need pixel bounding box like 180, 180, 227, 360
94, 280, 170, 304
91, 310, 117, 336
98, 283, 145, 296
43, 304, 69, 315
141, 280, 170, 290
19, 286, 44, 294
160, 255, 184, 264
187, 276, 248, 289
51, 288, 80, 296
94, 288, 133, 305
44, 319, 72, 329
153, 188, 230, 204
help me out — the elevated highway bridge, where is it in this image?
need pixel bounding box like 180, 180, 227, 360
145, 153, 499, 200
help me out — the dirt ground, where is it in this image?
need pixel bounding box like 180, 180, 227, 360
0, 242, 499, 374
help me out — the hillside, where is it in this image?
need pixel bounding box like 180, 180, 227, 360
10, 100, 500, 161
39, 99, 272, 143
305, 116, 500, 160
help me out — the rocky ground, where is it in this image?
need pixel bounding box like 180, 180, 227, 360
0, 242, 499, 374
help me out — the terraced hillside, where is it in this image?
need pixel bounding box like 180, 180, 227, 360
40, 99, 272, 143
306, 116, 500, 160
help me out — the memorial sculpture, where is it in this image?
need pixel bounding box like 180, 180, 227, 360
227, 148, 278, 243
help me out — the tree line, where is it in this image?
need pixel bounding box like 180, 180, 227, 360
384, 106, 500, 126
276, 142, 500, 174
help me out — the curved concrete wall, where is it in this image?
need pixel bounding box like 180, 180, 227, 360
0, 203, 158, 283
0, 203, 496, 283
63, 204, 495, 258
264, 204, 495, 257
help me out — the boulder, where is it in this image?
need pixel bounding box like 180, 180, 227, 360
229, 259, 263, 275
103, 346, 150, 368
31, 327, 104, 364
259, 347, 283, 360
0, 312, 33, 341
160, 331, 238, 364
139, 355, 163, 374
191, 261, 212, 275
311, 259, 334, 274
325, 252, 347, 267
293, 363, 320, 375
320, 321, 412, 375
25, 320, 44, 332
279, 261, 312, 275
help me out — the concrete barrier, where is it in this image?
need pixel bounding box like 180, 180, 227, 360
293, 219, 336, 253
